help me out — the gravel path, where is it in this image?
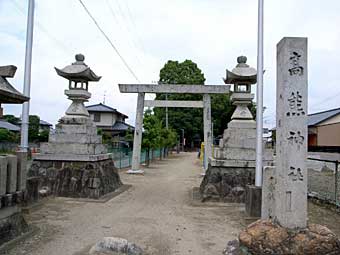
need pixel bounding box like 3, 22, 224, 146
6, 152, 246, 255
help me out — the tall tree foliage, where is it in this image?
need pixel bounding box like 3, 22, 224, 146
142, 109, 177, 163
2, 115, 20, 125
155, 60, 237, 147
155, 60, 206, 148
28, 115, 40, 142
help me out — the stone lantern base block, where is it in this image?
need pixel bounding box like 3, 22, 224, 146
200, 165, 255, 203
245, 185, 261, 218
224, 220, 340, 255
28, 158, 122, 200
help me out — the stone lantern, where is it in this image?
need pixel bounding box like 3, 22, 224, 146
30, 54, 122, 199
55, 54, 101, 121
224, 56, 257, 125
200, 56, 272, 204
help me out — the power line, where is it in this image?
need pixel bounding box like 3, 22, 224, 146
11, 0, 73, 55
122, 0, 147, 54
105, 0, 143, 66
78, 0, 140, 83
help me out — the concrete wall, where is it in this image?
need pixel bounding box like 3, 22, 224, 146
0, 153, 26, 207
316, 122, 340, 146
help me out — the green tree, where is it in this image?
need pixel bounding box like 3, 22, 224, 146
142, 110, 161, 164
38, 129, 49, 142
124, 127, 134, 148
142, 110, 177, 164
2, 115, 20, 125
28, 115, 40, 142
0, 128, 18, 142
211, 94, 235, 138
154, 60, 205, 148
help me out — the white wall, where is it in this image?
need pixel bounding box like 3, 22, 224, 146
90, 112, 121, 126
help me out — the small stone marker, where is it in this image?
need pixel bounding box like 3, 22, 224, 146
273, 37, 308, 228
6, 155, 17, 193
0, 156, 8, 195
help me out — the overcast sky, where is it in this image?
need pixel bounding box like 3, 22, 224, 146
1, 0, 339, 128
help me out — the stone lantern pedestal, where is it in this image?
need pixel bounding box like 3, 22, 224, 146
28, 55, 122, 199
200, 57, 273, 204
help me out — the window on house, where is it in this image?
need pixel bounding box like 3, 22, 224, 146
93, 113, 101, 122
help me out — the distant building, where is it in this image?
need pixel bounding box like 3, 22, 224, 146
17, 119, 52, 133
308, 107, 340, 147
0, 119, 20, 132
39, 120, 52, 132
86, 103, 134, 142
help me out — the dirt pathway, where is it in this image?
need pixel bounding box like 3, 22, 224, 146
7, 152, 246, 255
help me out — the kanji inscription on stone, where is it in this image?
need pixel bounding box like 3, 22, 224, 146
274, 37, 308, 229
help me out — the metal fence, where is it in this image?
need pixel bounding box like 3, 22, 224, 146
308, 157, 339, 209
108, 147, 166, 169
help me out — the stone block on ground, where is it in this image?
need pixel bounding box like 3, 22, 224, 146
0, 156, 8, 196
28, 158, 122, 199
16, 151, 27, 191
89, 237, 143, 255
6, 155, 17, 193
0, 210, 29, 246
245, 185, 261, 218
238, 219, 340, 255
200, 165, 254, 202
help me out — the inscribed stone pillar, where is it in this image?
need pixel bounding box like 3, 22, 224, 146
130, 92, 145, 173
275, 37, 308, 228
203, 94, 212, 172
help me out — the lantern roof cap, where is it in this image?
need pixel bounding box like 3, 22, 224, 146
0, 65, 29, 104
224, 56, 257, 85
55, 54, 101, 82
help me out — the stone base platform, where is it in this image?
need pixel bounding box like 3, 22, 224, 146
224, 220, 340, 255
200, 165, 254, 203
0, 206, 29, 246
28, 158, 123, 199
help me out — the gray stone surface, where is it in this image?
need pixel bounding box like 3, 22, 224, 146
89, 237, 143, 255
131, 92, 145, 172
0, 156, 7, 196
201, 57, 273, 203
64, 89, 91, 117
28, 158, 122, 199
15, 151, 27, 191
203, 93, 212, 172
119, 84, 230, 94
200, 165, 254, 202
0, 210, 29, 246
6, 155, 17, 193
261, 166, 276, 220
34, 153, 112, 162
144, 100, 203, 108
272, 37, 308, 229
245, 185, 262, 218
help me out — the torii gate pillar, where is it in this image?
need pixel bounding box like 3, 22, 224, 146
203, 94, 212, 173
127, 92, 145, 174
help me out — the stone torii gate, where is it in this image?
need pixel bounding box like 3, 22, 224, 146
118, 84, 230, 174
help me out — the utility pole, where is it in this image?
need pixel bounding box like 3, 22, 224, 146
20, 0, 35, 152
255, 0, 264, 187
